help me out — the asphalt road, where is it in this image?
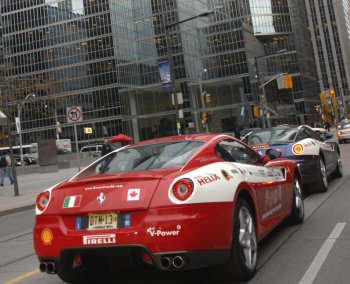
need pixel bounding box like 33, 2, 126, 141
1, 142, 350, 284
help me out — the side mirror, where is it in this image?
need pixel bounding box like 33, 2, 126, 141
257, 155, 269, 164
266, 148, 282, 160
321, 132, 333, 140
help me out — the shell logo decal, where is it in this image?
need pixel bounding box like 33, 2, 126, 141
41, 228, 53, 245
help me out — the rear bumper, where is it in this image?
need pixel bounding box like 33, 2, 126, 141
38, 246, 230, 272
337, 133, 350, 141
34, 203, 233, 270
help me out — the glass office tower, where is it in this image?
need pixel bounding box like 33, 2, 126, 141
247, 0, 319, 125
0, 0, 319, 148
306, 0, 350, 119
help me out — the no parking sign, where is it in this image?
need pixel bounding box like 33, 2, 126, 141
67, 106, 83, 123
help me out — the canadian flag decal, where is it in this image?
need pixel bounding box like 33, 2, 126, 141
127, 189, 140, 201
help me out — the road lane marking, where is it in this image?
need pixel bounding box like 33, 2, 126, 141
3, 269, 39, 284
299, 222, 346, 284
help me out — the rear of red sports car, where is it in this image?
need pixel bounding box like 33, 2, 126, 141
33, 136, 234, 283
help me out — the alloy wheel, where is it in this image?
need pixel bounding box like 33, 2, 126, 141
238, 206, 257, 269
294, 178, 304, 218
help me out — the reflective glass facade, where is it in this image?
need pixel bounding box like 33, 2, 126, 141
0, 0, 320, 148
306, 0, 350, 117
248, 0, 319, 124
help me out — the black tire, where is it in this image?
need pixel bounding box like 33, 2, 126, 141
315, 156, 328, 193
288, 175, 304, 224
332, 150, 343, 178
212, 198, 257, 281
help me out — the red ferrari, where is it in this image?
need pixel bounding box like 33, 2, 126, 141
33, 134, 304, 283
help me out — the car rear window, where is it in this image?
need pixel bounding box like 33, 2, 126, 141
74, 141, 204, 178
247, 128, 297, 145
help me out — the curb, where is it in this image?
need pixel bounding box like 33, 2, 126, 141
0, 204, 35, 217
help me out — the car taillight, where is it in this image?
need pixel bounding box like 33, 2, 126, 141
292, 144, 304, 155
36, 191, 50, 212
172, 179, 194, 201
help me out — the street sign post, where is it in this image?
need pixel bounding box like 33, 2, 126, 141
66, 106, 83, 171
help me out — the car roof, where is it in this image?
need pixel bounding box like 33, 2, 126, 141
250, 125, 303, 133
128, 133, 234, 147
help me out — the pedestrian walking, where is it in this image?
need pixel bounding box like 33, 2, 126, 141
0, 151, 14, 186
100, 139, 113, 169
324, 121, 331, 132
101, 139, 113, 157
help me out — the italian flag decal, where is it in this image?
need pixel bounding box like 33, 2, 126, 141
63, 195, 82, 208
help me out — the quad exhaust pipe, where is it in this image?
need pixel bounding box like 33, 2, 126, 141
39, 262, 47, 272
172, 255, 186, 269
160, 257, 172, 269
160, 255, 187, 270
39, 261, 57, 274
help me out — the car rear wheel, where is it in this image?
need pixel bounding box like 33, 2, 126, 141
288, 175, 304, 224
332, 151, 343, 178
315, 156, 328, 192
212, 198, 257, 281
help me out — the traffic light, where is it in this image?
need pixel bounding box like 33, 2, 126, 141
283, 74, 293, 89
314, 105, 320, 113
252, 105, 260, 119
329, 89, 336, 99
203, 91, 212, 105
201, 112, 207, 123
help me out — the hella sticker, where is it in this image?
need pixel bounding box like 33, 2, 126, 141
195, 174, 221, 186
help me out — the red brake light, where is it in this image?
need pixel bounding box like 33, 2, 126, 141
36, 191, 50, 211
172, 179, 194, 201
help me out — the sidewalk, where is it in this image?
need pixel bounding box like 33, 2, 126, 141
0, 167, 80, 216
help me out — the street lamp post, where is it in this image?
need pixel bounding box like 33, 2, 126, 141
259, 73, 285, 128
164, 11, 213, 135
254, 56, 265, 128
254, 49, 287, 128
17, 94, 35, 166
199, 68, 209, 133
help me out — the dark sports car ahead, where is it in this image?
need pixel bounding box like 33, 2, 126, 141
243, 125, 342, 193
